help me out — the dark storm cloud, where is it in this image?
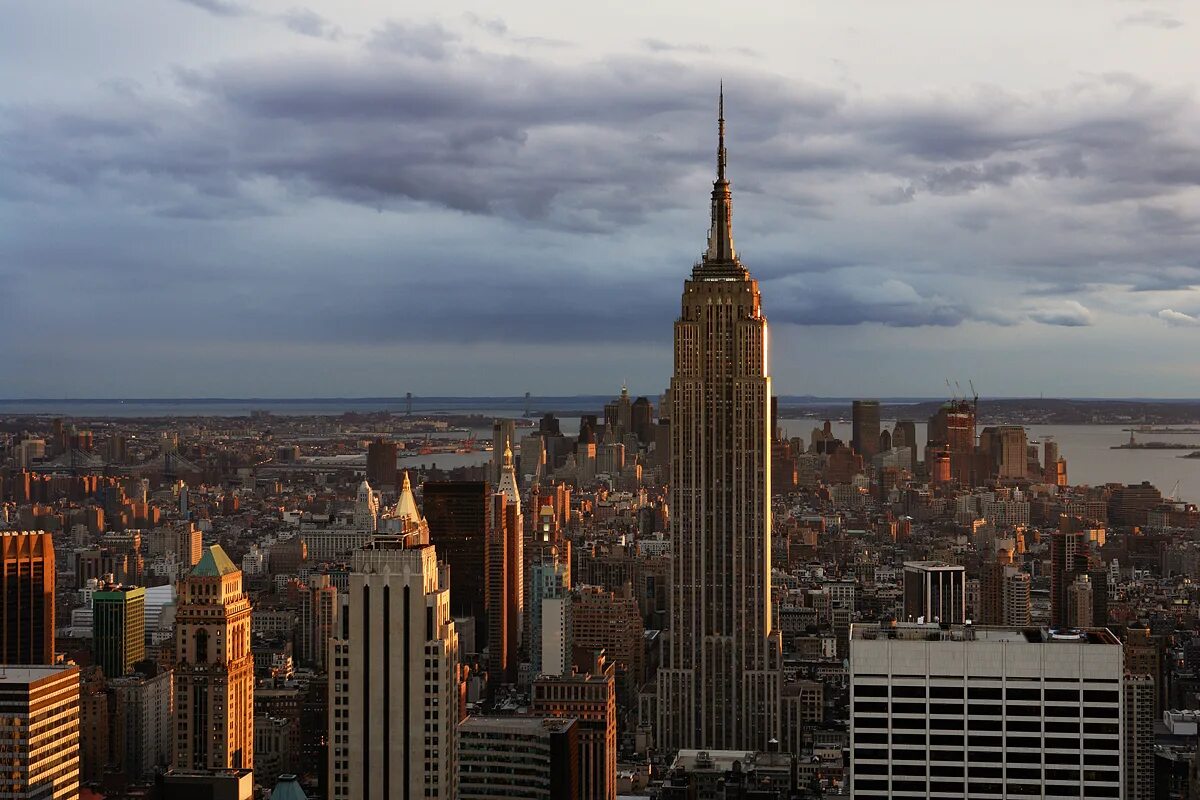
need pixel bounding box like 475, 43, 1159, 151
2, 16, 1199, 362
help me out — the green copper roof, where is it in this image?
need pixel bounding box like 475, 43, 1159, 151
270, 776, 308, 800
191, 545, 239, 577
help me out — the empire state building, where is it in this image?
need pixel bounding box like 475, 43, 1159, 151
657, 90, 781, 751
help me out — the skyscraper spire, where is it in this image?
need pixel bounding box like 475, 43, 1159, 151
717, 81, 726, 181
704, 83, 738, 267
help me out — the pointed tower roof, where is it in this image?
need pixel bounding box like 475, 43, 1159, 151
192, 544, 239, 578
393, 471, 422, 523
696, 83, 748, 280
498, 443, 521, 510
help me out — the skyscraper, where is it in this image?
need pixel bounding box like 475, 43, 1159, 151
487, 490, 523, 688
425, 480, 490, 644
93, 583, 146, 678
0, 665, 81, 800
851, 400, 881, 459
174, 545, 254, 771
0, 531, 55, 665
531, 654, 618, 800
927, 400, 975, 485
328, 536, 460, 800
366, 437, 398, 491
657, 91, 781, 752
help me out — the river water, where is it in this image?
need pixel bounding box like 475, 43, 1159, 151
4, 399, 1194, 502
792, 420, 1200, 504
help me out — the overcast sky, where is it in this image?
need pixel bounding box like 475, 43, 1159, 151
3, 1, 1199, 398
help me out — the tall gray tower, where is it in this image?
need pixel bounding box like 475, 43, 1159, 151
657, 89, 781, 752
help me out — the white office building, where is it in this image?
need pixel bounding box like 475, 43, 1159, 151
850, 623, 1123, 799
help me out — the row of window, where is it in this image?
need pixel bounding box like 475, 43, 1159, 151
855, 684, 1118, 703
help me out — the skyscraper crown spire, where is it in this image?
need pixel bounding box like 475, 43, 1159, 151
717, 81, 726, 182
702, 83, 740, 271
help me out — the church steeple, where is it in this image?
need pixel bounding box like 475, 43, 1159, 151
701, 83, 742, 273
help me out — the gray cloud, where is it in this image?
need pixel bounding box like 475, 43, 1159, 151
1120, 9, 1184, 29
1028, 301, 1094, 327
281, 8, 341, 40
177, 0, 248, 16
1158, 308, 1200, 327
2, 9, 1200, 392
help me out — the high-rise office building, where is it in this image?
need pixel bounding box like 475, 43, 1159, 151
902, 561, 966, 624
458, 716, 579, 800
531, 655, 617, 800
1124, 673, 1154, 800
1124, 625, 1161, 715
927, 400, 975, 485
0, 665, 81, 800
850, 622, 1124, 798
658, 90, 781, 752
979, 547, 1032, 628
487, 490, 523, 688
852, 400, 881, 459
0, 531, 55, 665
297, 574, 338, 670
365, 437, 398, 491
527, 544, 571, 676
631, 396, 654, 444
1050, 521, 1090, 627
425, 481, 490, 641
892, 419, 917, 455
979, 425, 1028, 480
328, 536, 460, 800
1066, 574, 1094, 628
93, 582, 146, 677
174, 545, 254, 771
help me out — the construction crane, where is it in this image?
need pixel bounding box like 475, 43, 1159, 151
1169, 480, 1182, 502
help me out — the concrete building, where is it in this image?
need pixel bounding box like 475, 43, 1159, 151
658, 90, 782, 753
93, 583, 146, 677
573, 585, 644, 703
458, 716, 579, 800
541, 596, 572, 677
174, 546, 254, 772
328, 535, 459, 800
531, 655, 617, 800
0, 665, 80, 799
0, 530, 55, 664
850, 623, 1124, 798
109, 664, 174, 781
902, 561, 966, 624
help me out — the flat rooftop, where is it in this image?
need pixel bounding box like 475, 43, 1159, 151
852, 623, 1120, 646
0, 665, 79, 684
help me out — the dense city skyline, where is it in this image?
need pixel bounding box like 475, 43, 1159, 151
4, 1, 1200, 397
